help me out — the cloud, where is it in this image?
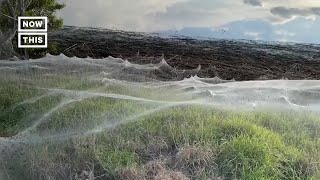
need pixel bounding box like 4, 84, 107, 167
274, 30, 295, 37
161, 16, 320, 43
241, 0, 320, 23
271, 7, 320, 19
244, 31, 261, 37
148, 0, 268, 31
56, 0, 190, 31
243, 0, 262, 7
56, 0, 272, 31
55, 0, 320, 43
57, 0, 320, 31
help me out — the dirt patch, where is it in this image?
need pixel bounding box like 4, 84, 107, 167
120, 160, 190, 180
119, 142, 223, 180
175, 145, 216, 176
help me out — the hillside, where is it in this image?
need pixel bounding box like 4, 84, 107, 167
48, 26, 320, 81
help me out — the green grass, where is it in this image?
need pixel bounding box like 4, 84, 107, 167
36, 96, 148, 134
21, 107, 320, 179
0, 81, 48, 136
1, 71, 320, 180
96, 148, 140, 176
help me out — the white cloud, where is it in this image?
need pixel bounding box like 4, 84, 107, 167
244, 31, 261, 37
57, 0, 190, 31
306, 15, 317, 21
56, 0, 320, 35
274, 30, 295, 37
243, 0, 263, 7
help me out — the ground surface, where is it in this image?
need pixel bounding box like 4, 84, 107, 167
48, 26, 320, 81
0, 56, 320, 180
1, 27, 320, 180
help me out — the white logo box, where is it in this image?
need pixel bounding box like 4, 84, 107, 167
18, 33, 48, 48
18, 16, 48, 32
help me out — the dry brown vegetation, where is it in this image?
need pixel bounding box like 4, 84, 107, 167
48, 26, 320, 81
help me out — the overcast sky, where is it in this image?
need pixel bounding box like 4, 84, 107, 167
57, 0, 320, 43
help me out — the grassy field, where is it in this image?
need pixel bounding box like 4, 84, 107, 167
1, 66, 320, 180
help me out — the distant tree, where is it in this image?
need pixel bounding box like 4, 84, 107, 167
0, 0, 65, 59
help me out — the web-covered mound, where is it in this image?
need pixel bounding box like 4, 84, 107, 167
0, 54, 320, 179
0, 54, 318, 139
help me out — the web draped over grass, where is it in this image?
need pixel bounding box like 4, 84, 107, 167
0, 54, 320, 179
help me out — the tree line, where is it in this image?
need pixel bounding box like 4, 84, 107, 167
0, 0, 65, 59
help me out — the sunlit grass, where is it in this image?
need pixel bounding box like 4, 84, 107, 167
17, 107, 320, 179
1, 70, 320, 180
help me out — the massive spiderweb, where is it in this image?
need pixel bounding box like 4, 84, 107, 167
0, 54, 319, 179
